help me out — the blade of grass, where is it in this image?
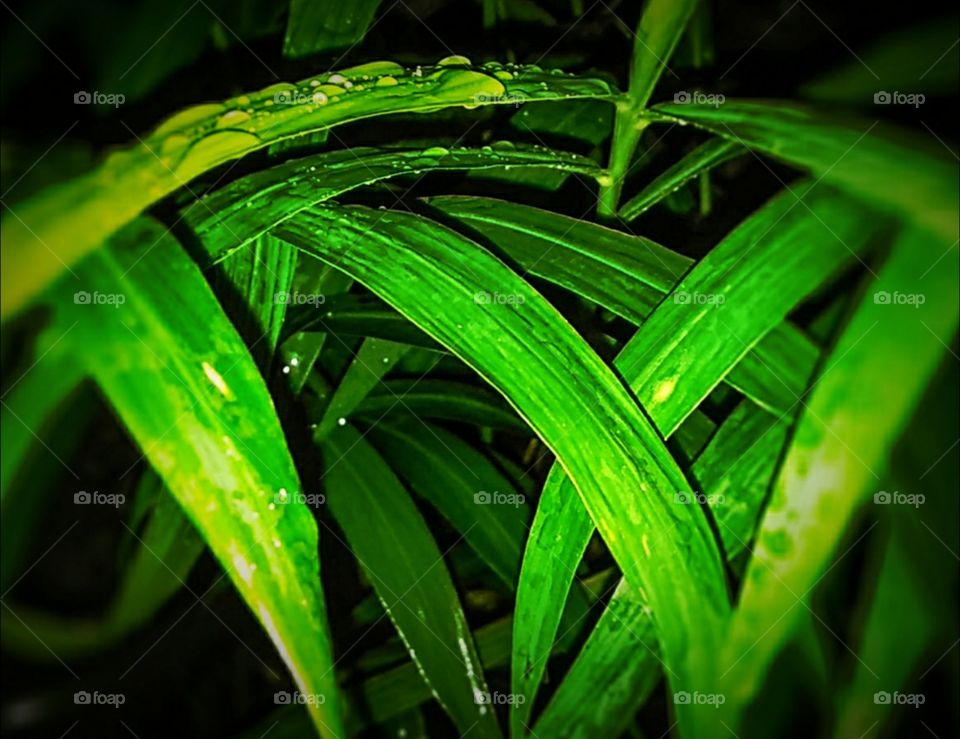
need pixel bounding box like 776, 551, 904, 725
276, 204, 732, 736
531, 401, 791, 738
714, 225, 958, 735
509, 183, 877, 735
2, 64, 615, 319
618, 138, 743, 221
615, 181, 881, 437
188, 145, 601, 267
652, 100, 959, 241
598, 0, 699, 215
355, 379, 526, 431
321, 423, 501, 738
314, 337, 411, 439
365, 414, 530, 589
46, 218, 345, 738
283, 0, 384, 57
426, 195, 818, 415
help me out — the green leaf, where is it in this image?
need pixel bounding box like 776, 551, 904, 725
510, 182, 875, 735
46, 218, 344, 738
510, 100, 613, 147
532, 401, 791, 738
615, 181, 881, 438
314, 337, 411, 439
834, 518, 939, 737
187, 144, 600, 266
618, 137, 743, 220
284, 292, 445, 350
425, 195, 688, 325
283, 0, 384, 58
355, 379, 526, 431
599, 0, 698, 214
366, 414, 530, 588
724, 323, 819, 417
427, 195, 824, 418
800, 19, 959, 103
321, 424, 501, 738
2, 64, 615, 319
652, 100, 959, 241
277, 204, 731, 736
715, 225, 959, 734
276, 262, 355, 394
213, 232, 298, 370
1, 330, 83, 503
509, 463, 593, 737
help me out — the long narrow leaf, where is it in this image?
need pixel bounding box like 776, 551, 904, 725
715, 225, 958, 734
276, 204, 732, 734
46, 218, 344, 737
653, 100, 959, 241
321, 424, 500, 738
2, 63, 615, 318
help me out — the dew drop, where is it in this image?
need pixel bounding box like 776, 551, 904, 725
437, 54, 472, 67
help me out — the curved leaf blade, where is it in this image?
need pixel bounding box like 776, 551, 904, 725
2, 64, 615, 318
653, 100, 959, 241
47, 219, 344, 738
322, 424, 500, 738
275, 205, 732, 730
